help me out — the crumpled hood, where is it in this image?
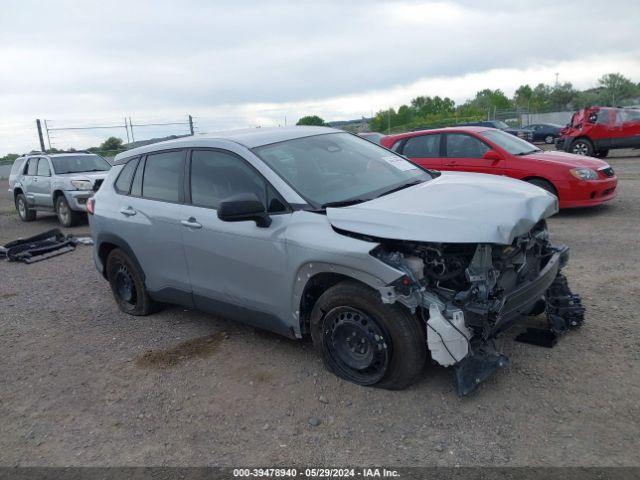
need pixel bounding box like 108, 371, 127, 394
326, 172, 558, 245
523, 150, 610, 169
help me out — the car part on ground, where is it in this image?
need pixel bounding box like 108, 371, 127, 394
0, 228, 92, 263
90, 126, 585, 395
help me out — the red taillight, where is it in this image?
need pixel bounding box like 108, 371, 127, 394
87, 197, 95, 215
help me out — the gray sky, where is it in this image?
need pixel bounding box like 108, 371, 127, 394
1, 0, 639, 154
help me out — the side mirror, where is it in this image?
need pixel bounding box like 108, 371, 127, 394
482, 150, 502, 161
217, 193, 272, 228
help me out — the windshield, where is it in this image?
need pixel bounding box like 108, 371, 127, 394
51, 155, 111, 174
253, 133, 432, 207
479, 130, 541, 155
492, 121, 510, 130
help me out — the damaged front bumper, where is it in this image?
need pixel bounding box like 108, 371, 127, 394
376, 236, 585, 396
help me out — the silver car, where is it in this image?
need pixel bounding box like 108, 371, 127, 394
89, 127, 584, 394
8, 152, 111, 226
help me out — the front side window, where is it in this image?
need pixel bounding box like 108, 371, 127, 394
445, 134, 490, 158
142, 151, 183, 202
190, 150, 267, 210
403, 134, 441, 158
253, 133, 432, 207
50, 154, 111, 174
479, 130, 540, 155
37, 158, 50, 176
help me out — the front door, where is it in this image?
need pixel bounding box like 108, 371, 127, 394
179, 148, 292, 336
442, 133, 504, 175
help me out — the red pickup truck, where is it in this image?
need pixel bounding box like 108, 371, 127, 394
557, 106, 640, 157
381, 126, 617, 208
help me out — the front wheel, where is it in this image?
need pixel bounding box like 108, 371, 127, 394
545, 135, 555, 144
594, 149, 609, 158
310, 280, 426, 390
526, 178, 557, 197
56, 195, 82, 227
570, 138, 594, 156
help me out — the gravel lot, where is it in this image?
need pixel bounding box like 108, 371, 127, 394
1, 150, 639, 467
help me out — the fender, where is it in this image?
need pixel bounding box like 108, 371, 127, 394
94, 232, 146, 281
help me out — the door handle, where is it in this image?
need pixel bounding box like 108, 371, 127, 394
119, 207, 136, 217
181, 218, 202, 229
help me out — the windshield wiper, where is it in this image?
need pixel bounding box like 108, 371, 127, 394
515, 149, 541, 156
377, 179, 423, 198
321, 198, 368, 209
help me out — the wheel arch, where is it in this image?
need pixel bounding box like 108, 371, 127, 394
96, 233, 146, 282
522, 176, 559, 197
293, 263, 393, 338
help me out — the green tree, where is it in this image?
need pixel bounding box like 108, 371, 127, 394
296, 115, 327, 126
513, 84, 533, 108
0, 153, 19, 165
467, 89, 512, 111
100, 137, 124, 151
598, 73, 638, 105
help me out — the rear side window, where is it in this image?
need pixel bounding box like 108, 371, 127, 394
114, 157, 139, 194
190, 150, 266, 209
37, 159, 51, 176
11, 157, 26, 175
26, 158, 38, 175
142, 151, 183, 202
403, 134, 441, 157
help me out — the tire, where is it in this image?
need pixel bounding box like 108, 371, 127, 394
106, 248, 157, 316
526, 178, 557, 197
55, 195, 82, 227
544, 135, 554, 144
15, 193, 36, 222
569, 138, 594, 156
310, 280, 426, 390
594, 149, 609, 158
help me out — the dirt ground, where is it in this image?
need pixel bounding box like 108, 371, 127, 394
1, 150, 639, 467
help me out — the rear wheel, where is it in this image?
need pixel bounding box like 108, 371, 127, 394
15, 193, 36, 222
526, 178, 557, 197
106, 249, 157, 316
569, 138, 594, 156
56, 195, 82, 227
544, 135, 555, 144
310, 280, 426, 390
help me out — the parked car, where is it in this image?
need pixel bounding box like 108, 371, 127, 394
357, 132, 385, 144
8, 151, 111, 226
522, 123, 562, 144
458, 120, 534, 142
381, 126, 617, 208
557, 106, 640, 157
89, 126, 584, 395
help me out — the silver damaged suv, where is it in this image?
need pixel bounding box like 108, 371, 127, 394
89, 127, 584, 395
8, 152, 111, 226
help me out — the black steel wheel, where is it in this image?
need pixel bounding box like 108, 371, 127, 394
310, 280, 426, 390
570, 138, 594, 156
323, 306, 390, 385
106, 248, 157, 316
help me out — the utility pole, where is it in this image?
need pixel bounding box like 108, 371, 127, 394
128, 117, 135, 142
36, 119, 46, 152
188, 115, 194, 136
554, 72, 559, 87
124, 118, 130, 143
43, 120, 52, 150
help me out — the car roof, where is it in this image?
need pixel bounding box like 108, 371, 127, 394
385, 125, 490, 140
113, 126, 341, 164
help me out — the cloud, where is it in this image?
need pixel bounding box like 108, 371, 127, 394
1, 0, 639, 153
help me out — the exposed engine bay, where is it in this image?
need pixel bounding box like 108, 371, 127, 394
370, 220, 585, 395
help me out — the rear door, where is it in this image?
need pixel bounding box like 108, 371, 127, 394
442, 133, 505, 175
33, 158, 53, 207
114, 150, 192, 303
179, 148, 292, 335
399, 133, 443, 169
23, 158, 39, 207
611, 109, 640, 148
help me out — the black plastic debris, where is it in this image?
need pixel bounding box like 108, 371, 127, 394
0, 229, 87, 264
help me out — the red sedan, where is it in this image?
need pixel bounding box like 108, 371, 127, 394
381, 126, 617, 208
